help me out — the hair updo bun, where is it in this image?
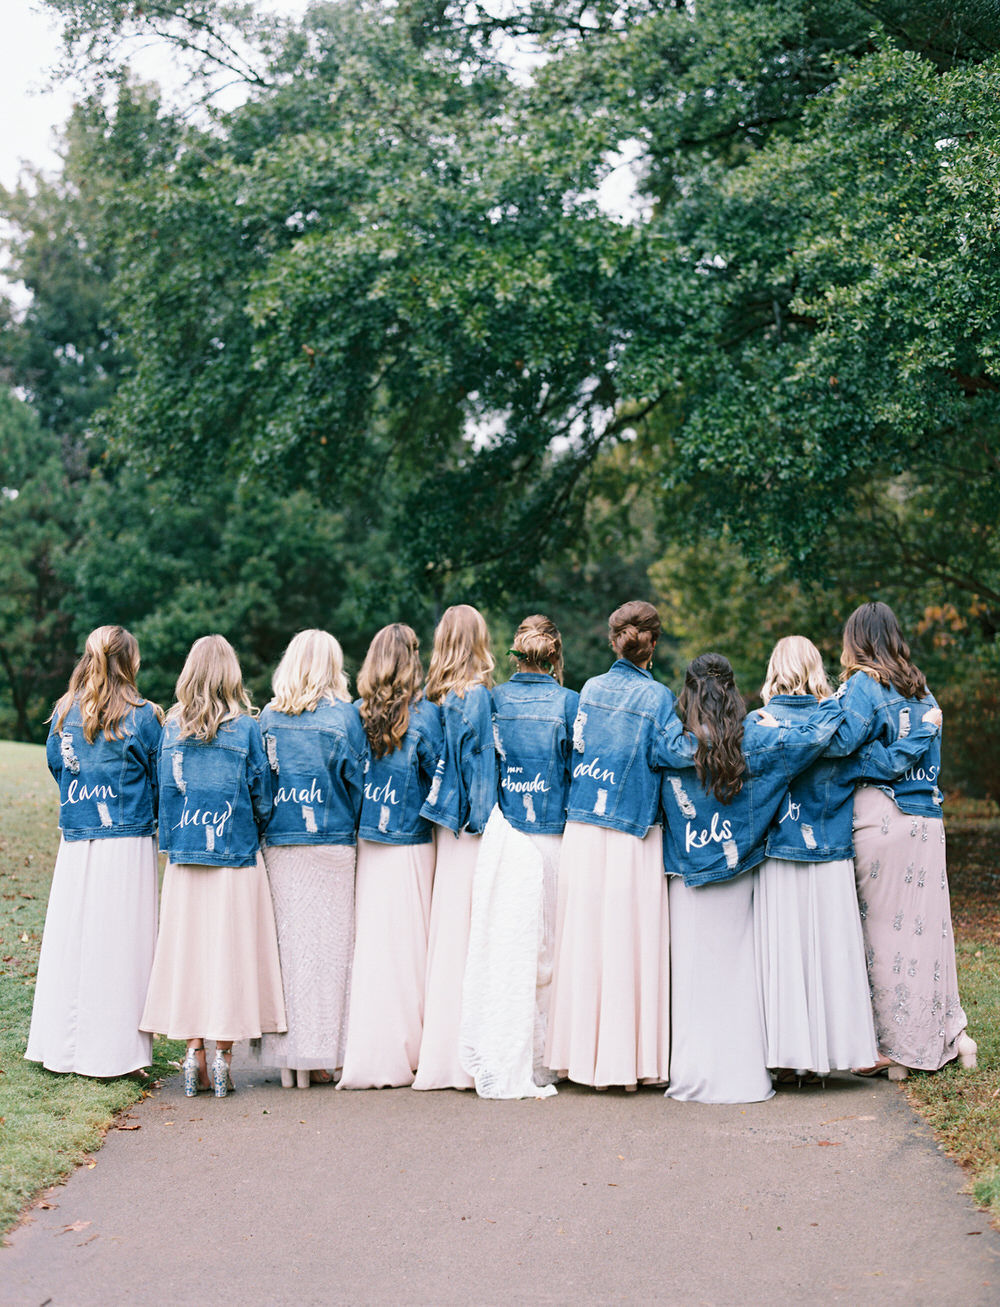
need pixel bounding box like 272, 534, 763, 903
608, 601, 661, 666
510, 614, 564, 683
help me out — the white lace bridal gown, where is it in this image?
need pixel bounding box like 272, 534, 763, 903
459, 807, 559, 1099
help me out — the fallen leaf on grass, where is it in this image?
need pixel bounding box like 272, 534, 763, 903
59, 1221, 91, 1234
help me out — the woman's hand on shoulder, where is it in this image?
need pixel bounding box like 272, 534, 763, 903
755, 709, 780, 728
922, 705, 943, 729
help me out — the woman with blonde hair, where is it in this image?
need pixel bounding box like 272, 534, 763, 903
27, 626, 162, 1079
460, 615, 578, 1098
339, 624, 444, 1088
413, 603, 497, 1090
140, 635, 285, 1097
756, 635, 942, 1084
255, 629, 367, 1088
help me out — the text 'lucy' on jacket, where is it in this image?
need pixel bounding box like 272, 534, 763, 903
259, 700, 366, 846
565, 659, 696, 839
492, 672, 580, 836
46, 700, 162, 841
763, 692, 941, 863
157, 715, 274, 868
420, 683, 497, 836
825, 671, 945, 819
358, 698, 444, 844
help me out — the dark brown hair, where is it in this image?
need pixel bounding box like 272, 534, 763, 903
675, 652, 746, 804
509, 614, 564, 683
358, 624, 424, 758
608, 600, 661, 667
840, 602, 927, 699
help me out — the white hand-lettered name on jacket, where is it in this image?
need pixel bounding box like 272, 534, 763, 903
61, 778, 118, 806
684, 812, 733, 853
276, 777, 324, 806
573, 757, 616, 785
364, 778, 398, 806
903, 763, 939, 784
173, 799, 233, 838
777, 794, 801, 825
503, 764, 550, 795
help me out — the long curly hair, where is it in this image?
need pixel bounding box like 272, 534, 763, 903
168, 635, 253, 741
52, 625, 160, 743
358, 624, 424, 758
675, 652, 746, 804
840, 602, 927, 699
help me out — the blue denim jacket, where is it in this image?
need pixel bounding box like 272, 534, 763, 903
826, 672, 944, 818
259, 701, 366, 846
419, 684, 497, 836
359, 698, 444, 844
763, 693, 941, 862
661, 707, 851, 886
565, 660, 696, 838
492, 673, 580, 835
158, 715, 274, 868
46, 700, 162, 840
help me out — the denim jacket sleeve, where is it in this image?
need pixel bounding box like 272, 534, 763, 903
46, 716, 63, 784
821, 673, 882, 757
417, 702, 445, 788
247, 720, 275, 836
132, 705, 163, 820
856, 716, 938, 781
340, 707, 367, 829
772, 699, 847, 778
650, 713, 697, 769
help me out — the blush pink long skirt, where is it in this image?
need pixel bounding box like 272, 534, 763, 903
412, 829, 480, 1091
339, 838, 435, 1088
544, 821, 670, 1088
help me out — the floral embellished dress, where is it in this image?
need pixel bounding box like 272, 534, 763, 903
852, 786, 967, 1070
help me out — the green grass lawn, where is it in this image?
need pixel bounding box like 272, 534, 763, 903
0, 742, 997, 1236
0, 741, 182, 1237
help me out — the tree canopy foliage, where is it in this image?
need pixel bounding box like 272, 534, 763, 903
3, 0, 1000, 790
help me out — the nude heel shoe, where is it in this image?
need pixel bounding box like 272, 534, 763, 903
887, 1064, 909, 1081
956, 1032, 978, 1069
296, 1068, 310, 1089
280, 1068, 295, 1089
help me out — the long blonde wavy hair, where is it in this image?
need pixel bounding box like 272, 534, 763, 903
168, 635, 253, 741
760, 635, 833, 704
268, 629, 350, 714
425, 604, 494, 704
52, 625, 160, 743
358, 624, 424, 758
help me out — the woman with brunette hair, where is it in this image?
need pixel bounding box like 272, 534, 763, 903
256, 629, 366, 1088
545, 600, 692, 1091
339, 624, 443, 1089
661, 652, 853, 1102
413, 603, 498, 1091
756, 636, 941, 1083
141, 635, 285, 1097
460, 614, 578, 1098
27, 626, 162, 1079
833, 602, 975, 1077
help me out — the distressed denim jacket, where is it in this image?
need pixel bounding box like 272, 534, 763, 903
47, 700, 162, 840
763, 693, 941, 862
565, 660, 696, 838
661, 707, 851, 886
826, 672, 945, 818
419, 684, 497, 836
158, 715, 274, 868
358, 698, 444, 845
492, 673, 580, 835
259, 700, 366, 847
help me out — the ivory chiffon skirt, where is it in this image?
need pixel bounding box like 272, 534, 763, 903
26, 835, 158, 1077
413, 829, 480, 1090
667, 871, 774, 1104
257, 843, 355, 1072
141, 856, 286, 1042
545, 822, 670, 1088
339, 838, 435, 1088
853, 786, 968, 1070
755, 856, 878, 1074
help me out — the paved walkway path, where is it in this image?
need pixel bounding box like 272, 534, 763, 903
2, 1053, 998, 1305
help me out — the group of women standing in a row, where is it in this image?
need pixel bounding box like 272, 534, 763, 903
25, 598, 976, 1104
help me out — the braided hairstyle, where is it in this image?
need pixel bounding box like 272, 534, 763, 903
675, 652, 747, 804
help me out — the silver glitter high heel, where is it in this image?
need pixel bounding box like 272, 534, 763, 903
211, 1048, 234, 1098
183, 1043, 206, 1097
